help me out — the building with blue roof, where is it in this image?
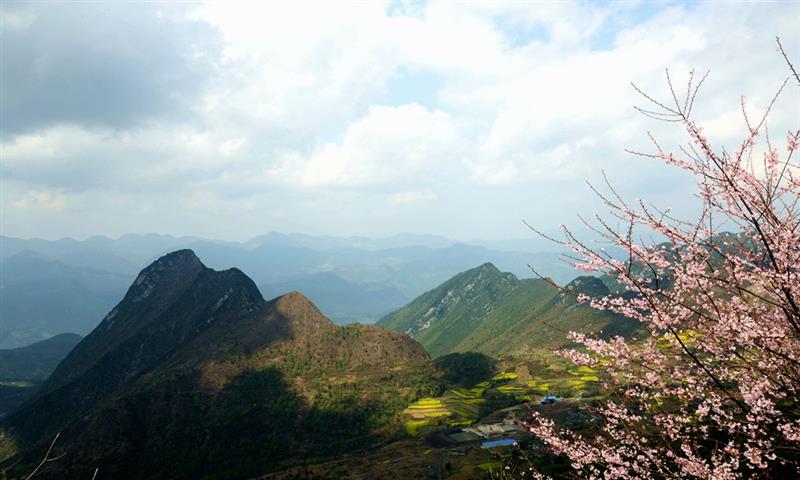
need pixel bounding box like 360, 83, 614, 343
480, 438, 517, 449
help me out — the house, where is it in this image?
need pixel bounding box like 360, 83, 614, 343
480, 438, 518, 449
463, 418, 519, 438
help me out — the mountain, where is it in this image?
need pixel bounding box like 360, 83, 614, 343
0, 334, 82, 419
246, 231, 456, 251
258, 271, 409, 324
0, 333, 82, 383
0, 233, 586, 343
377, 263, 519, 356
378, 263, 639, 358
1, 250, 435, 479
0, 236, 138, 274
0, 251, 132, 348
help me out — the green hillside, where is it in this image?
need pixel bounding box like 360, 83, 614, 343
377, 263, 519, 357
379, 264, 639, 358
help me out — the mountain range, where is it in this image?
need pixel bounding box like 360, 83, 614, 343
1, 232, 585, 348
0, 248, 645, 478
1, 250, 439, 479
0, 251, 130, 348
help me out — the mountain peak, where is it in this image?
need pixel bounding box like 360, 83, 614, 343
127, 249, 205, 303
216, 267, 263, 298
272, 291, 335, 335
151, 248, 203, 268
564, 275, 610, 298
464, 262, 511, 284
378, 263, 520, 355
3, 249, 433, 478
275, 290, 314, 307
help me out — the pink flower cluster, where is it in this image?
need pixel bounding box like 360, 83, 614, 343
526, 43, 800, 479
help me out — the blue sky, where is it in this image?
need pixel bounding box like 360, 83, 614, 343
1, 0, 797, 242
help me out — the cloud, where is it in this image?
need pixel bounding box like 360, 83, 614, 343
284, 104, 468, 188
387, 190, 438, 205
13, 191, 65, 211
0, 2, 221, 135
1, 1, 798, 241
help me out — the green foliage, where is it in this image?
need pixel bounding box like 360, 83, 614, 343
491, 371, 519, 381
435, 352, 496, 387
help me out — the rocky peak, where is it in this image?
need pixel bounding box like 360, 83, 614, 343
127, 249, 206, 303
209, 268, 264, 309
564, 276, 610, 299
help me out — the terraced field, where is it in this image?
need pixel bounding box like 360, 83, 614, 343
403, 393, 482, 435
403, 364, 603, 436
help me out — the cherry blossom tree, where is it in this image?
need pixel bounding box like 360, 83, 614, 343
525, 38, 800, 479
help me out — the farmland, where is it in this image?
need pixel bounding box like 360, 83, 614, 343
403, 361, 602, 436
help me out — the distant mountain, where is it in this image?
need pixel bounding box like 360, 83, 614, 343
0, 334, 82, 418
0, 233, 586, 341
0, 251, 132, 348
1, 250, 435, 479
0, 236, 139, 274
246, 231, 456, 251
379, 263, 640, 358
258, 271, 409, 324
0, 333, 82, 383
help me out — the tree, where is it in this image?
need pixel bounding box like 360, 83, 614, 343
525, 38, 800, 479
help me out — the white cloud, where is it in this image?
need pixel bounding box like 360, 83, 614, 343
293, 104, 466, 187
13, 190, 65, 211
387, 189, 438, 205
2, 1, 798, 240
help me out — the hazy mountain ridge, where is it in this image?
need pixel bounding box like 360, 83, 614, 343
258, 271, 409, 324
0, 251, 131, 348
1, 250, 436, 479
0, 334, 82, 419
0, 233, 584, 348
0, 333, 82, 383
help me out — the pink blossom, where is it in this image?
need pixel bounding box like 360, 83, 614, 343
524, 44, 800, 478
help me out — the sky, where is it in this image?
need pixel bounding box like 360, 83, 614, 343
1, 0, 798, 242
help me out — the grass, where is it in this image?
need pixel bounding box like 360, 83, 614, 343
478, 461, 503, 471
407, 397, 445, 409
405, 419, 433, 436
450, 386, 486, 399
491, 372, 519, 381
